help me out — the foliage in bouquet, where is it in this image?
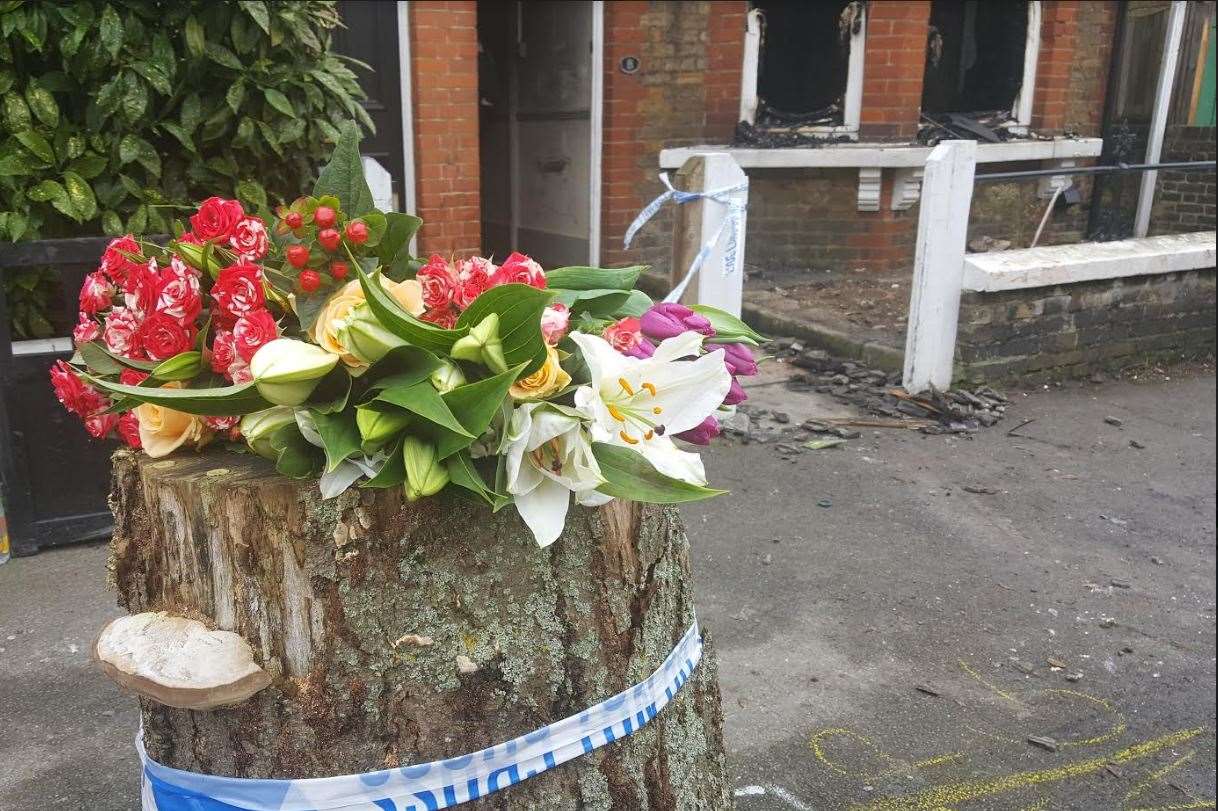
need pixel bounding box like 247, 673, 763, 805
52, 123, 765, 546
0, 0, 366, 242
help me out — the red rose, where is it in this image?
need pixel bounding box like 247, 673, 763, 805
229, 216, 269, 261
103, 307, 143, 359
156, 257, 202, 325
83, 411, 120, 439
491, 252, 546, 289
119, 368, 149, 386
138, 312, 196, 361
454, 256, 495, 309
99, 235, 143, 290
79, 271, 115, 315
50, 360, 105, 416
232, 308, 279, 363
210, 329, 237, 375
417, 254, 457, 310
117, 412, 142, 448
422, 306, 459, 329
190, 196, 245, 242
73, 315, 101, 345
210, 262, 265, 324
125, 260, 162, 315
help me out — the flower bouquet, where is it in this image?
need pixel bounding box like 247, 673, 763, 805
51, 123, 762, 546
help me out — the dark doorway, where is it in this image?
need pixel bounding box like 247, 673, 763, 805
332, 0, 405, 209
922, 0, 1029, 115
754, 0, 853, 124
477, 1, 597, 268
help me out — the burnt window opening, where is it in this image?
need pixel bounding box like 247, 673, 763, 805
922, 0, 1030, 118
753, 0, 859, 127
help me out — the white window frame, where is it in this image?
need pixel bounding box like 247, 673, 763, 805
739, 4, 867, 139
1008, 0, 1043, 133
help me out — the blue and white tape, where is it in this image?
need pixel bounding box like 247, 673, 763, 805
139, 622, 703, 810
623, 171, 748, 305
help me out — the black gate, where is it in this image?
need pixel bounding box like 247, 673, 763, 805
1, 238, 119, 556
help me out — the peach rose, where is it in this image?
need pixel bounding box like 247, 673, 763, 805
135, 383, 214, 458
310, 278, 424, 368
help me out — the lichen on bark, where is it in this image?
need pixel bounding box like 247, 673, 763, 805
108, 449, 732, 808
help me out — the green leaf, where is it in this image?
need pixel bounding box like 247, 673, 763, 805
554, 288, 633, 318
353, 265, 463, 354
160, 121, 197, 154
612, 290, 654, 319
690, 305, 765, 346
375, 380, 472, 440
33, 179, 80, 221
99, 4, 123, 58
305, 364, 352, 414
3, 94, 31, 131
83, 376, 271, 416
62, 171, 97, 220
376, 212, 422, 266
101, 210, 123, 235
240, 0, 271, 35
309, 409, 361, 472
312, 120, 374, 217
120, 71, 148, 122
150, 351, 202, 381
592, 443, 727, 503
24, 81, 58, 128
14, 130, 54, 164
546, 265, 646, 291
433, 363, 524, 459
179, 93, 203, 130
76, 341, 126, 376
362, 438, 406, 488
263, 87, 296, 117
234, 179, 267, 209
445, 451, 503, 506
270, 423, 323, 478
362, 345, 442, 392
0, 152, 31, 176
183, 15, 205, 57
226, 81, 246, 114
457, 284, 557, 375
130, 61, 172, 96
207, 42, 243, 71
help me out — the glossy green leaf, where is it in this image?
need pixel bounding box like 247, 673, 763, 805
207, 43, 243, 71
24, 81, 58, 128
353, 265, 463, 354
362, 438, 406, 488
375, 380, 472, 439
457, 283, 556, 375
3, 94, 31, 131
240, 0, 271, 35
312, 120, 374, 217
263, 87, 296, 117
375, 211, 422, 266
431, 363, 524, 459
309, 409, 361, 472
270, 423, 323, 478
592, 443, 726, 503
14, 130, 54, 164
62, 171, 97, 221
546, 265, 646, 291
83, 376, 271, 416
690, 305, 765, 346
445, 450, 504, 507
99, 4, 123, 58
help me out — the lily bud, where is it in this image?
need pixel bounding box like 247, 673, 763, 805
450, 313, 508, 373
356, 405, 411, 451
152, 351, 203, 381
402, 435, 449, 501
428, 360, 466, 394
338, 305, 406, 365
174, 242, 222, 277
249, 338, 339, 406
239, 406, 297, 459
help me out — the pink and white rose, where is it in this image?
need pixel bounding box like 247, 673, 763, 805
155, 257, 202, 324
229, 216, 269, 261
540, 303, 570, 345
103, 307, 143, 358
491, 252, 546, 289
78, 271, 115, 315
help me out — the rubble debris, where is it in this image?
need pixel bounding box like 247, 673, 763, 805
803, 438, 846, 451
733, 120, 853, 148
1129, 439, 1146, 450
1065, 672, 1083, 683
392, 634, 434, 649
817, 499, 833, 509
455, 655, 479, 675
1104, 416, 1124, 427
1111, 579, 1131, 589
1028, 736, 1059, 753
915, 684, 942, 697
963, 485, 999, 495
968, 235, 1013, 253
784, 345, 1009, 435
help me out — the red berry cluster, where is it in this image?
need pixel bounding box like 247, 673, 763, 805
275, 202, 369, 293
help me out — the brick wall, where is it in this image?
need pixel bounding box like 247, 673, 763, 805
1064, 1, 1118, 136
1030, 0, 1078, 133
600, 2, 746, 271
956, 270, 1217, 382
410, 1, 481, 256
1152, 126, 1217, 235
859, 1, 931, 142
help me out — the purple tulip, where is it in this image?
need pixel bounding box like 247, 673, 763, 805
722, 377, 748, 406
624, 337, 655, 359
640, 303, 715, 341
675, 415, 720, 445
720, 342, 758, 377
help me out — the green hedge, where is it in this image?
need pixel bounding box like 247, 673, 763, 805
0, 0, 370, 243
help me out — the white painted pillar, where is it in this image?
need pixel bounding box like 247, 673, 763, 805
397, 1, 418, 253
670, 153, 748, 317
1135, 0, 1187, 238
902, 140, 977, 394
738, 9, 762, 124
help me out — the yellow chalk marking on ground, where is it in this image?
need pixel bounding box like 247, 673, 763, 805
809, 728, 900, 778
854, 727, 1205, 811
1039, 689, 1128, 749
913, 752, 968, 770
1126, 749, 1203, 808
959, 659, 1022, 706
1020, 798, 1051, 811
1130, 803, 1216, 811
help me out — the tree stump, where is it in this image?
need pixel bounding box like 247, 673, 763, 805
107, 449, 732, 809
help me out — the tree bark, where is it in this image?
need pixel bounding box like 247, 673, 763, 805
108, 449, 732, 809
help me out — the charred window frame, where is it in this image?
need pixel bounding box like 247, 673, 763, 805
740, 1, 867, 138
922, 0, 1041, 132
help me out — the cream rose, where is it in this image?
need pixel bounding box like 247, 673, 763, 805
311, 278, 424, 368
509, 345, 571, 401
135, 383, 214, 458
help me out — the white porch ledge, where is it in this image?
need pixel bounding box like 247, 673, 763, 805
962, 231, 1216, 293
658, 138, 1104, 213
658, 138, 1105, 170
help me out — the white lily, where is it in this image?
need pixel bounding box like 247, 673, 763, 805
501, 402, 612, 547
569, 331, 730, 485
